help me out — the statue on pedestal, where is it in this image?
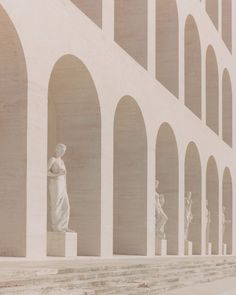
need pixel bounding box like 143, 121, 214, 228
222, 206, 226, 241
155, 180, 168, 240
205, 200, 211, 245
184, 191, 193, 241
222, 206, 231, 243
48, 143, 74, 232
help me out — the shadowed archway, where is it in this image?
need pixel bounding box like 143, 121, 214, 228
206, 156, 219, 255
48, 55, 101, 256
185, 15, 202, 118
222, 168, 233, 255
156, 0, 179, 98
113, 96, 148, 255
0, 5, 28, 256
156, 123, 179, 255
222, 69, 232, 147
185, 142, 202, 255
206, 46, 219, 134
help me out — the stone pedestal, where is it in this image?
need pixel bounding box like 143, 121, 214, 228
207, 242, 212, 255
223, 243, 227, 255
47, 232, 77, 257
156, 239, 167, 256
184, 240, 192, 256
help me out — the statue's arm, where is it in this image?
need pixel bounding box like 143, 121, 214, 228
48, 157, 57, 178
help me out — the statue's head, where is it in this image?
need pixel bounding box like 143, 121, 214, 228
155, 179, 159, 189
55, 143, 66, 158
186, 191, 192, 199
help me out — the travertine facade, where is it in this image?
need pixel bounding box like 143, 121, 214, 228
0, 0, 235, 258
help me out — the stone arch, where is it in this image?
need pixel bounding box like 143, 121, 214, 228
48, 55, 101, 256
114, 0, 148, 68
0, 5, 28, 256
70, 0, 102, 28
156, 0, 179, 98
222, 0, 232, 52
206, 46, 219, 134
156, 123, 179, 255
185, 142, 202, 254
206, 0, 219, 29
206, 156, 219, 255
113, 96, 147, 255
185, 15, 202, 118
222, 69, 232, 147
222, 168, 232, 255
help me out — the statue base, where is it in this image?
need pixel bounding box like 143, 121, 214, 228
184, 240, 192, 256
47, 232, 77, 257
223, 243, 227, 255
207, 242, 212, 255
156, 239, 167, 256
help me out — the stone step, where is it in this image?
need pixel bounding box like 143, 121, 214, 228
1, 259, 236, 282
1, 262, 234, 290
0, 266, 234, 294
1, 257, 236, 294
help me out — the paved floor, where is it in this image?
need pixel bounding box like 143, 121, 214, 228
165, 277, 236, 295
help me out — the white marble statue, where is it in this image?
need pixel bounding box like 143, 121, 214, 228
48, 143, 73, 232
222, 206, 231, 242
184, 191, 193, 241
205, 200, 211, 245
222, 206, 226, 240
155, 180, 168, 240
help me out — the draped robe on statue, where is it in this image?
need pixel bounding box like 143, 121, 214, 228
48, 157, 70, 232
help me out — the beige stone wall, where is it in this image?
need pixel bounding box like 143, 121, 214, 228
0, 0, 234, 258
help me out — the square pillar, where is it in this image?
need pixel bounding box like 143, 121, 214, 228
147, 0, 156, 77
100, 108, 114, 257
178, 152, 185, 256
26, 82, 48, 258
102, 0, 114, 40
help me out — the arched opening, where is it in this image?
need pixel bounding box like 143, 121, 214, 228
0, 5, 28, 256
114, 0, 148, 68
206, 156, 219, 255
222, 0, 232, 52
222, 69, 232, 147
48, 55, 101, 256
222, 168, 232, 255
156, 123, 179, 255
206, 0, 219, 29
70, 0, 102, 28
206, 46, 219, 135
185, 143, 202, 255
156, 0, 179, 98
113, 96, 147, 255
185, 15, 202, 118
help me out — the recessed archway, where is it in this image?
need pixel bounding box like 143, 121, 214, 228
114, 0, 148, 68
222, 0, 232, 52
156, 123, 179, 255
206, 46, 219, 135
206, 156, 219, 255
206, 0, 219, 29
222, 168, 232, 255
185, 15, 202, 118
0, 5, 28, 256
113, 96, 147, 255
185, 143, 202, 255
48, 55, 101, 256
222, 69, 232, 147
156, 0, 179, 98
